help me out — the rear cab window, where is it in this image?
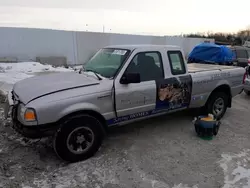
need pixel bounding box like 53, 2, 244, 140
167, 51, 186, 75
236, 49, 248, 58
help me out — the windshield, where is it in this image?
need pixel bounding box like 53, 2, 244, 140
83, 48, 130, 78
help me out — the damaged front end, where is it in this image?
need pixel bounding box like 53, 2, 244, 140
3, 90, 16, 120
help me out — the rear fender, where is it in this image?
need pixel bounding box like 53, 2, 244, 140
206, 84, 232, 108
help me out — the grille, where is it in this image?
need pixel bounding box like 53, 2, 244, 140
11, 91, 19, 104
11, 90, 14, 101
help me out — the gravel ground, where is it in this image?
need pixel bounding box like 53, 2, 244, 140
0, 93, 250, 188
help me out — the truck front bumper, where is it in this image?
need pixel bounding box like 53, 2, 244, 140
4, 91, 59, 139
12, 118, 59, 139
9, 104, 59, 139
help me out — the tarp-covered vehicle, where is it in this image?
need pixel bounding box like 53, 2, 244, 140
188, 43, 235, 65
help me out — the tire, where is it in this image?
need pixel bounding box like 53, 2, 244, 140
205, 92, 229, 120
244, 90, 250, 96
53, 114, 104, 162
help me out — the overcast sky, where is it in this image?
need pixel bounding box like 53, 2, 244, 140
0, 0, 249, 35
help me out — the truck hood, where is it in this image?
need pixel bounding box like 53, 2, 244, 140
13, 72, 99, 104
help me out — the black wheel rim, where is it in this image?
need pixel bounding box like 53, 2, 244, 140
66, 126, 95, 154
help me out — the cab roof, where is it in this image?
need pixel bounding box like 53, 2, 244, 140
105, 44, 181, 51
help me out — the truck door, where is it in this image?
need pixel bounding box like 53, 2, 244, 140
114, 51, 165, 121
156, 50, 192, 110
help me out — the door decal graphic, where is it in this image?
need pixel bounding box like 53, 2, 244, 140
155, 75, 192, 110
106, 75, 193, 126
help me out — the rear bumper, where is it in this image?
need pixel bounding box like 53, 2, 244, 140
244, 77, 250, 92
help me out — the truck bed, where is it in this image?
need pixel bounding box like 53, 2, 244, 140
188, 63, 237, 73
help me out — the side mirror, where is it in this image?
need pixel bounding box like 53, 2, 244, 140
120, 73, 140, 84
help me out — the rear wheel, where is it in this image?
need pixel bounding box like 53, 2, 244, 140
53, 114, 104, 162
205, 92, 229, 120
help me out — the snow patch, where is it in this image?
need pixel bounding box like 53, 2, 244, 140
136, 169, 197, 188
0, 62, 74, 94
219, 149, 250, 188
0, 62, 72, 84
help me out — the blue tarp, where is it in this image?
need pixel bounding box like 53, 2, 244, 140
188, 43, 235, 65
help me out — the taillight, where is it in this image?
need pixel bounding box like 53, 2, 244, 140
243, 72, 247, 84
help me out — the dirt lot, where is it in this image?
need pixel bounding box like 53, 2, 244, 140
0, 93, 250, 188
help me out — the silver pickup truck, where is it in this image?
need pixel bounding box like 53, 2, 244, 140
4, 45, 245, 162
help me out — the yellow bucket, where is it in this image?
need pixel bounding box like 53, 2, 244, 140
200, 116, 214, 121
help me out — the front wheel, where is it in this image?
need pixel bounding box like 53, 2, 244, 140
53, 114, 104, 162
205, 92, 229, 120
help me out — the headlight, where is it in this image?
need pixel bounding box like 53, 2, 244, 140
24, 108, 37, 122
20, 105, 37, 122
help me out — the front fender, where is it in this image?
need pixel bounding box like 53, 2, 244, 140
35, 101, 102, 125
57, 102, 102, 121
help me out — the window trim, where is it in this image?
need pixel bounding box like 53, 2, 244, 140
123, 51, 165, 82
167, 50, 186, 75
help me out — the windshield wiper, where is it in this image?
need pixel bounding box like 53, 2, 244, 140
85, 69, 102, 80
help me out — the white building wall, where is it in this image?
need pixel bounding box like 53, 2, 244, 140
0, 27, 76, 64
0, 27, 214, 65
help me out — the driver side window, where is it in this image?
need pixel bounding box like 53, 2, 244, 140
125, 52, 164, 82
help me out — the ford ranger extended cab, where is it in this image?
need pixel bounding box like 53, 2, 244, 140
4, 45, 245, 162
